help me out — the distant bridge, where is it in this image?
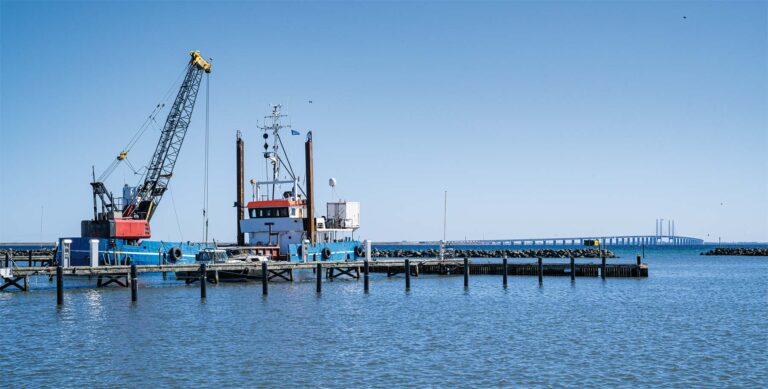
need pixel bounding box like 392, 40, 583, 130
444, 235, 704, 246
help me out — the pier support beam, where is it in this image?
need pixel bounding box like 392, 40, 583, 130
316, 263, 322, 293
0, 275, 28, 292
363, 260, 369, 293
327, 267, 359, 280
98, 274, 129, 288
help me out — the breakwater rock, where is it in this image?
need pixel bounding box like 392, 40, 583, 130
372, 248, 616, 259
701, 248, 768, 256
0, 248, 56, 257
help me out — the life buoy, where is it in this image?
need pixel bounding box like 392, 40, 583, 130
321, 247, 332, 260
354, 246, 365, 257
168, 247, 183, 261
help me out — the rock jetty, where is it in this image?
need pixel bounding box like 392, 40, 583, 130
372, 248, 616, 259
0, 248, 56, 257
701, 248, 768, 256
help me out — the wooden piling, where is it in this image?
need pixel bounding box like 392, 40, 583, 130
405, 259, 411, 291
56, 265, 63, 306
570, 257, 575, 281
463, 258, 469, 288
28, 251, 33, 267
316, 263, 322, 293
601, 256, 606, 280
261, 262, 268, 295
130, 264, 138, 302
363, 260, 369, 293
502, 257, 508, 288
23, 275, 29, 292
200, 263, 207, 300
538, 257, 543, 284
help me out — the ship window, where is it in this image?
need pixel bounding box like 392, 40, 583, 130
251, 207, 290, 218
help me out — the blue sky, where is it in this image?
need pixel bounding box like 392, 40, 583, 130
1, 1, 766, 243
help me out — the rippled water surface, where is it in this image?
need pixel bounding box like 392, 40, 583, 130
1, 247, 766, 387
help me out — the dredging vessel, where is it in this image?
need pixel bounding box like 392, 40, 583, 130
231, 104, 364, 263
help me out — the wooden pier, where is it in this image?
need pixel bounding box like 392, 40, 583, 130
1, 256, 647, 299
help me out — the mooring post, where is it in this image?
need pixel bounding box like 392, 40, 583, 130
463, 257, 469, 288
200, 263, 207, 300
130, 264, 138, 302
56, 265, 63, 306
570, 256, 576, 281
316, 263, 322, 293
405, 259, 411, 291
261, 261, 268, 295
363, 260, 370, 293
601, 256, 606, 280
538, 257, 543, 285
502, 257, 508, 288
636, 255, 642, 277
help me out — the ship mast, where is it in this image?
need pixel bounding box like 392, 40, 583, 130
258, 104, 292, 200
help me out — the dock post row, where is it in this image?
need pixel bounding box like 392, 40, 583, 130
7, 257, 645, 306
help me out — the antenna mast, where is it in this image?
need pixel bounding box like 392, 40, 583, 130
258, 104, 291, 200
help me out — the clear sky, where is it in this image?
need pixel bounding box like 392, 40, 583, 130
1, 1, 766, 243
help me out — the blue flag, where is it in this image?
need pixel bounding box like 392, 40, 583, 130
291, 129, 301, 136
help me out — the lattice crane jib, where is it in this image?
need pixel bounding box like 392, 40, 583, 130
83, 51, 211, 240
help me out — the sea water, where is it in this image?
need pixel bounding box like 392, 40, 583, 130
0, 246, 765, 387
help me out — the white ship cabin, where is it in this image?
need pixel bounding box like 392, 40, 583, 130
240, 199, 307, 253
320, 201, 361, 242
240, 198, 361, 253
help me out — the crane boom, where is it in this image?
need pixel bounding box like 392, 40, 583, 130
124, 51, 211, 221
82, 51, 211, 242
